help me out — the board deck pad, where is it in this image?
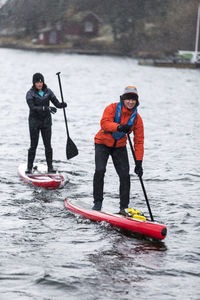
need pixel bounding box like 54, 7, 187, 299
18, 163, 64, 189
64, 198, 167, 240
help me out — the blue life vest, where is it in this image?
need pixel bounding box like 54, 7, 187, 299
112, 102, 137, 140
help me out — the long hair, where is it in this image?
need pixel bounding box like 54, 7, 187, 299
32, 83, 47, 92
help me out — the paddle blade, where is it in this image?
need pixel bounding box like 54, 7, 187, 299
66, 137, 78, 159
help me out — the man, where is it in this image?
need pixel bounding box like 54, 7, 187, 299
93, 86, 144, 216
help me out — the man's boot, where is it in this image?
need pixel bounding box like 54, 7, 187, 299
92, 201, 102, 211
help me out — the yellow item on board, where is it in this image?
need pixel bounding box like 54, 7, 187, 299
127, 208, 147, 221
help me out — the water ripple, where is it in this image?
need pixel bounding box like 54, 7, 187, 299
0, 49, 200, 300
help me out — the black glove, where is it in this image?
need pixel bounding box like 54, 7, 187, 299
117, 124, 132, 133
60, 102, 67, 108
134, 160, 143, 177
49, 106, 57, 114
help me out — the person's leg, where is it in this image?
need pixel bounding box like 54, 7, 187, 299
93, 143, 110, 210
111, 146, 130, 210
26, 126, 40, 173
41, 126, 56, 173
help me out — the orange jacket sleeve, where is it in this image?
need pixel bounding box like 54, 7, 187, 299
132, 113, 144, 160
100, 103, 119, 132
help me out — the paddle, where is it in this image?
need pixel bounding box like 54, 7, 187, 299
127, 134, 154, 221
56, 72, 78, 160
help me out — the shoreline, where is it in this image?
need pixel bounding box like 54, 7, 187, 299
1, 42, 198, 69
0, 40, 128, 57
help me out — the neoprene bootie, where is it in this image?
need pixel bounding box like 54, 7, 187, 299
92, 202, 102, 211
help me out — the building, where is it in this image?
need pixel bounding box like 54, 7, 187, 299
64, 11, 101, 40
37, 22, 62, 45
37, 11, 101, 45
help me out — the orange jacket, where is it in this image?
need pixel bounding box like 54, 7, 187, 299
95, 102, 144, 160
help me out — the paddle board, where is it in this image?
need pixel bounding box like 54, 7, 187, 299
18, 163, 64, 189
64, 198, 167, 240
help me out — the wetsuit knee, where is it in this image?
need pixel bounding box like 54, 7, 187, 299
94, 169, 106, 179
28, 146, 37, 153
119, 174, 130, 182
45, 147, 52, 155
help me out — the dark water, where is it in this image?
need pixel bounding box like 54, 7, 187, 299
0, 48, 200, 300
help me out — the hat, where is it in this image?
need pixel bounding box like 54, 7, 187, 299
121, 85, 139, 104
123, 86, 138, 95
32, 73, 44, 85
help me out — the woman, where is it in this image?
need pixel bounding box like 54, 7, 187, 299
93, 86, 144, 216
26, 73, 67, 174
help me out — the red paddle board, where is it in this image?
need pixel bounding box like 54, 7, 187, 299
18, 163, 64, 189
64, 198, 167, 240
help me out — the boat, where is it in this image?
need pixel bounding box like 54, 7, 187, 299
64, 198, 167, 240
18, 163, 64, 189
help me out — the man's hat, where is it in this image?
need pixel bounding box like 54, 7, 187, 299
121, 85, 139, 104
123, 86, 138, 96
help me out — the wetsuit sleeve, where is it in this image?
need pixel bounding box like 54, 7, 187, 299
26, 90, 44, 112
133, 114, 144, 160
100, 104, 119, 132
49, 89, 63, 108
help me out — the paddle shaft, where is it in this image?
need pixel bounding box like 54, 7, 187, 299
127, 134, 154, 221
56, 72, 70, 137
56, 72, 78, 160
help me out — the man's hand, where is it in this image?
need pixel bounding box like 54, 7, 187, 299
117, 124, 132, 133
134, 160, 143, 177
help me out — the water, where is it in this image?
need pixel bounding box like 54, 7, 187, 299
0, 48, 200, 300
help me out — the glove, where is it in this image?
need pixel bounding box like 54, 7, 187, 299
43, 106, 57, 113
60, 102, 67, 108
134, 160, 143, 177
49, 106, 57, 114
117, 124, 132, 133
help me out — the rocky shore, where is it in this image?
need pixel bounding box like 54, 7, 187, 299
0, 37, 126, 56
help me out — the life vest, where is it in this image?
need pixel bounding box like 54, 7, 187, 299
112, 102, 137, 140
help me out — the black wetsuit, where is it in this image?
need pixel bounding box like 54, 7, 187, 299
26, 87, 63, 170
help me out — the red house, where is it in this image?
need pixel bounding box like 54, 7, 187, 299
64, 11, 101, 40
37, 22, 62, 45
37, 11, 101, 45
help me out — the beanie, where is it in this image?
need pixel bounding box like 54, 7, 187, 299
120, 85, 139, 107
32, 73, 44, 85
121, 86, 138, 100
